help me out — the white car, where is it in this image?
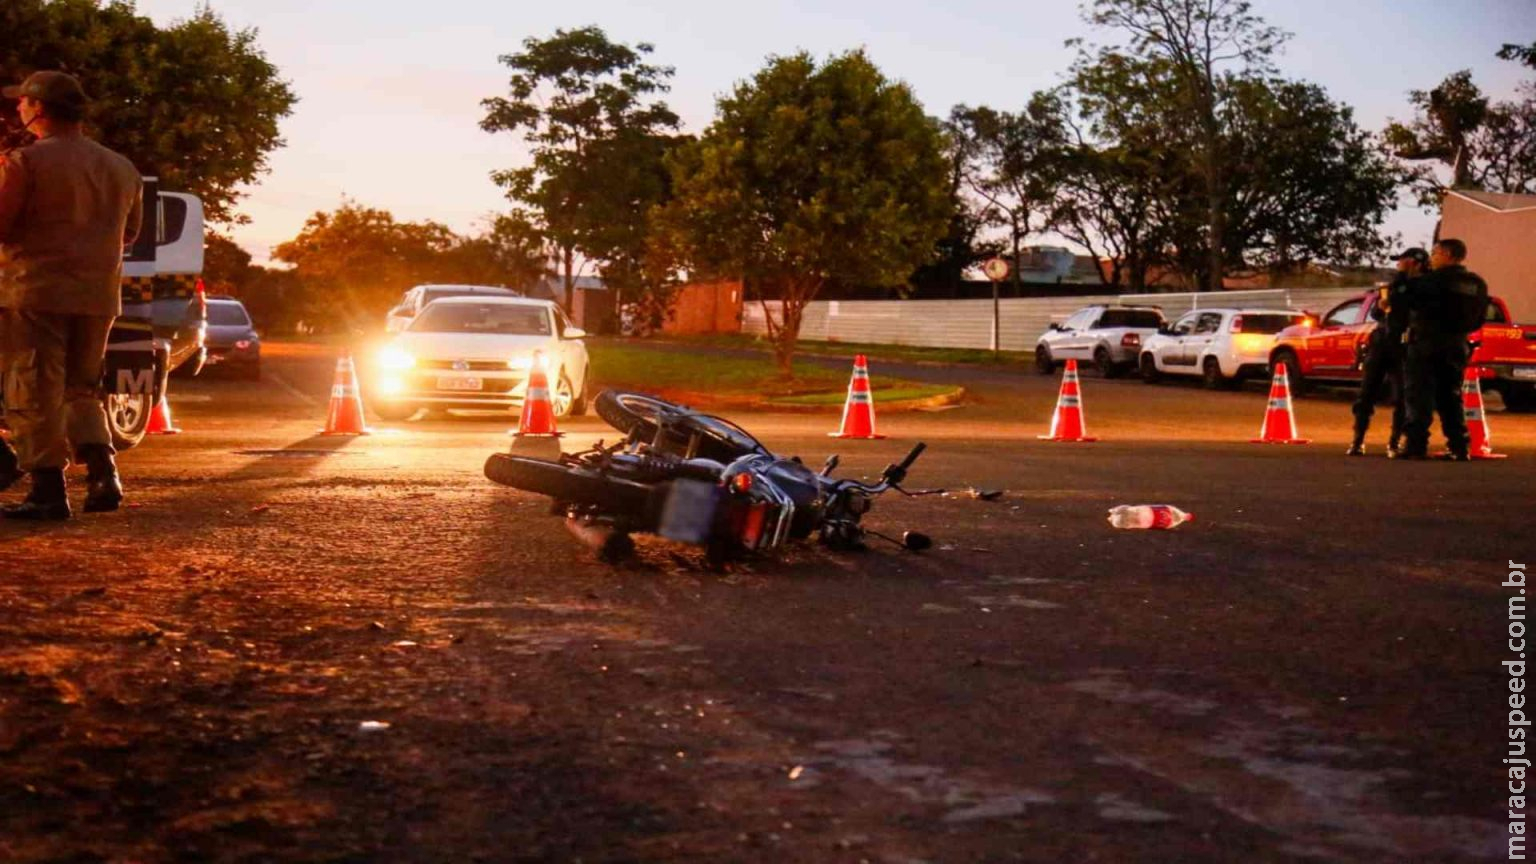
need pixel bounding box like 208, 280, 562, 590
371, 296, 591, 421
1035, 304, 1166, 377
1138, 307, 1308, 388
384, 284, 520, 334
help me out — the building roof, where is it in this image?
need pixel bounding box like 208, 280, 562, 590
1446, 189, 1536, 213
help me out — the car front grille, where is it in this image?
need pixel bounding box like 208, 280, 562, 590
417, 359, 509, 372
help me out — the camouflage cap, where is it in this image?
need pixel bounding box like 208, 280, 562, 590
2, 71, 88, 106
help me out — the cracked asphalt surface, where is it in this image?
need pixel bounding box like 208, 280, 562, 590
0, 340, 1528, 862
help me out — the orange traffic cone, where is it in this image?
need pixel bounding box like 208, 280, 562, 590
320, 350, 370, 436
145, 395, 181, 435
1462, 366, 1507, 460
829, 354, 885, 439
514, 351, 560, 438
1039, 359, 1097, 442
1251, 362, 1310, 444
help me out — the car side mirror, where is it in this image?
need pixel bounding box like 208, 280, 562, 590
1049, 323, 1063, 332
563, 327, 587, 340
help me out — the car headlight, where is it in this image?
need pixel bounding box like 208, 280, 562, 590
507, 355, 534, 371
378, 345, 416, 371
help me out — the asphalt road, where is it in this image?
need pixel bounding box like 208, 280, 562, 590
0, 341, 1529, 862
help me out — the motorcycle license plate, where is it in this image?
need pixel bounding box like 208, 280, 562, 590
437, 376, 482, 391
658, 479, 721, 545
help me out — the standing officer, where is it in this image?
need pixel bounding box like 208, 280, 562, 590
0, 71, 142, 519
1347, 247, 1425, 456
1396, 238, 1489, 461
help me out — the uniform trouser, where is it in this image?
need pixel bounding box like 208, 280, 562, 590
1402, 336, 1470, 456
0, 309, 115, 471
1351, 339, 1404, 441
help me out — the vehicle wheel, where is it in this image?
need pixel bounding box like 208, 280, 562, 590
1271, 350, 1307, 396
1034, 345, 1056, 375
105, 393, 153, 451
1202, 357, 1233, 390
1139, 353, 1161, 383
552, 372, 577, 418
372, 401, 418, 422
484, 453, 660, 529
1094, 346, 1121, 378
1500, 383, 1536, 413
594, 390, 765, 463
569, 367, 590, 416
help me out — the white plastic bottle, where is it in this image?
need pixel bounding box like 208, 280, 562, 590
1107, 504, 1194, 530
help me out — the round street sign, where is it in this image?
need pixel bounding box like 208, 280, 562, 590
981, 257, 1011, 282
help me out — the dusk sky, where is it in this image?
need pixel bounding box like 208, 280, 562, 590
133, 0, 1534, 267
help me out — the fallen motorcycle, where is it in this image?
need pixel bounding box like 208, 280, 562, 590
484, 390, 936, 564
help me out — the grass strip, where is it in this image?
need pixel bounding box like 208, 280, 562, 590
591, 343, 953, 403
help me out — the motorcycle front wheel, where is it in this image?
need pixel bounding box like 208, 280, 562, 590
594, 390, 766, 463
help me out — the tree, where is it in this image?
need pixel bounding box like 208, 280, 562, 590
480, 26, 679, 311
202, 231, 254, 296
0, 0, 296, 224
438, 212, 552, 291
1386, 69, 1536, 204
909, 128, 1001, 293
1500, 42, 1536, 69
662, 50, 950, 374
948, 95, 1068, 293
1221, 78, 1399, 273
1082, 0, 1286, 290
1058, 52, 1397, 286
271, 202, 459, 331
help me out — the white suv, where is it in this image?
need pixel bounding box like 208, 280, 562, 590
1035, 305, 1165, 377
1138, 307, 1308, 388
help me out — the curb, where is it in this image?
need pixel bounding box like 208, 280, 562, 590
635, 386, 967, 413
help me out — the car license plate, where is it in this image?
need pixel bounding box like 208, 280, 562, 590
437, 376, 482, 391
1512, 367, 1536, 380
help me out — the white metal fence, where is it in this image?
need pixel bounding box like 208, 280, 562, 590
741, 287, 1371, 351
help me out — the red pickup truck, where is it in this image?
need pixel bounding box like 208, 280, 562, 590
1269, 291, 1536, 412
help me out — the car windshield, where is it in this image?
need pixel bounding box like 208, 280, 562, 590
1097, 309, 1162, 328
412, 303, 551, 335
207, 304, 250, 326
1234, 313, 1304, 334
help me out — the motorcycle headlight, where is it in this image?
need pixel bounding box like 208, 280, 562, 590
377, 345, 415, 371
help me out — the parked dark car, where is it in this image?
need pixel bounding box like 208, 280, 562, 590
204, 297, 261, 380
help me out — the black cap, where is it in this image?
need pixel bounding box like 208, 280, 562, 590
2, 71, 87, 106
1394, 247, 1429, 266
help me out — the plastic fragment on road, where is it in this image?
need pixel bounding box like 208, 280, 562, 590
1107, 505, 1194, 530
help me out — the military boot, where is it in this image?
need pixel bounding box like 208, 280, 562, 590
1, 468, 71, 521
78, 444, 124, 513
0, 437, 21, 492
1386, 431, 1402, 459
1344, 427, 1366, 456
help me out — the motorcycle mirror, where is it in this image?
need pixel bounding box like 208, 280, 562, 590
821, 454, 840, 476
901, 531, 933, 552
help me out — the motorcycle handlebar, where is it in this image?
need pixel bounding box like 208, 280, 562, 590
897, 442, 926, 471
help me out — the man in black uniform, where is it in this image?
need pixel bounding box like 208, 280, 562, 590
1396, 238, 1489, 461
1347, 248, 1425, 456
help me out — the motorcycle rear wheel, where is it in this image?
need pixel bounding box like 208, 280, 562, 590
484, 453, 661, 528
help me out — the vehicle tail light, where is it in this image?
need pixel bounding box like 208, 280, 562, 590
195, 278, 207, 319
1230, 315, 1244, 332
730, 472, 753, 494
1121, 333, 1140, 348
235, 340, 252, 350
